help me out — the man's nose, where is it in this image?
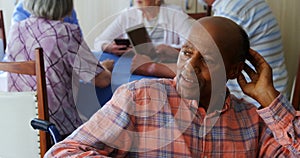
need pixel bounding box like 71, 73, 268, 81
184, 58, 201, 74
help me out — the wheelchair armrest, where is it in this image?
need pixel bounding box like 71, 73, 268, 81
31, 118, 53, 131
31, 118, 62, 144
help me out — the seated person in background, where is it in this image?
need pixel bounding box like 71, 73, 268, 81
11, 0, 80, 26
94, 0, 192, 78
6, 0, 113, 139
45, 17, 300, 157
200, 0, 289, 107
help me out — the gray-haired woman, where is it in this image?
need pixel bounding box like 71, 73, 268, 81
6, 0, 113, 138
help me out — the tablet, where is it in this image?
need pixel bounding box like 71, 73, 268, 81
126, 24, 156, 59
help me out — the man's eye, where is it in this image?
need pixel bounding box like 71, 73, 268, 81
182, 50, 192, 56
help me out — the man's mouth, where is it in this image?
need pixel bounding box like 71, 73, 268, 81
178, 73, 200, 89
182, 75, 196, 83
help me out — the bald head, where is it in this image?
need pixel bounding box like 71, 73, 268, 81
199, 16, 249, 65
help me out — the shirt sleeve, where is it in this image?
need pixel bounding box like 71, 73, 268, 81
12, 1, 30, 24
257, 94, 300, 157
63, 9, 79, 25
44, 84, 136, 157
93, 8, 132, 52
66, 24, 105, 83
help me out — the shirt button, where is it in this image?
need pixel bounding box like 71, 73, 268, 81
274, 115, 280, 120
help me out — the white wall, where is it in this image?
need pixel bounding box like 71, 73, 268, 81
0, 0, 15, 38
74, 0, 131, 48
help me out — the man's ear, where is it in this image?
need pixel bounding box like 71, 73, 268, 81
227, 62, 244, 79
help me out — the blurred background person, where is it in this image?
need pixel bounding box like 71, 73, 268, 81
94, 0, 192, 78
6, 0, 113, 138
11, 0, 80, 26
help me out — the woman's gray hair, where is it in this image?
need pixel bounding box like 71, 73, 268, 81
23, 0, 73, 20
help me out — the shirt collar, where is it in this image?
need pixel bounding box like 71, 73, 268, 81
132, 6, 169, 25
173, 78, 232, 117
198, 91, 231, 118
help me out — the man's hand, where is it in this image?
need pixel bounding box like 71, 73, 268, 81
237, 49, 280, 108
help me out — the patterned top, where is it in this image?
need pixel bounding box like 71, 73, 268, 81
45, 79, 300, 157
6, 17, 104, 135
213, 0, 289, 106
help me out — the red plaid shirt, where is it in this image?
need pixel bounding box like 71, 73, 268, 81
45, 79, 300, 157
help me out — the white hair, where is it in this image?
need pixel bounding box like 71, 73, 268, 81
23, 0, 73, 20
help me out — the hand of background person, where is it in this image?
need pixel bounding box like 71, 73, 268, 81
237, 49, 280, 108
100, 59, 114, 72
103, 42, 132, 56
131, 54, 176, 78
155, 44, 179, 62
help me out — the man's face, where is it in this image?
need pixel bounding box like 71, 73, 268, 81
176, 42, 224, 103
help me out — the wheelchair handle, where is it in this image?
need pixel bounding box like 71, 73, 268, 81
31, 118, 62, 143
31, 118, 53, 131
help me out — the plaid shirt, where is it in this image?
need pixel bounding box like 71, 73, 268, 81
45, 79, 300, 157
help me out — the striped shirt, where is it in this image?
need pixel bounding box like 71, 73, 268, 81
212, 0, 288, 106
6, 17, 104, 135
144, 17, 165, 46
45, 79, 300, 157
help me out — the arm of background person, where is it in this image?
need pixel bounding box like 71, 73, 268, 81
70, 25, 112, 88
94, 9, 129, 52
133, 62, 176, 78
155, 44, 180, 63
92, 61, 113, 88
93, 70, 112, 88
131, 54, 176, 78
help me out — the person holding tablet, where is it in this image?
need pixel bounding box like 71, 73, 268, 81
94, 0, 192, 77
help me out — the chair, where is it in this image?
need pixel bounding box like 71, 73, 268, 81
0, 10, 6, 60
291, 53, 300, 110
0, 48, 58, 157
